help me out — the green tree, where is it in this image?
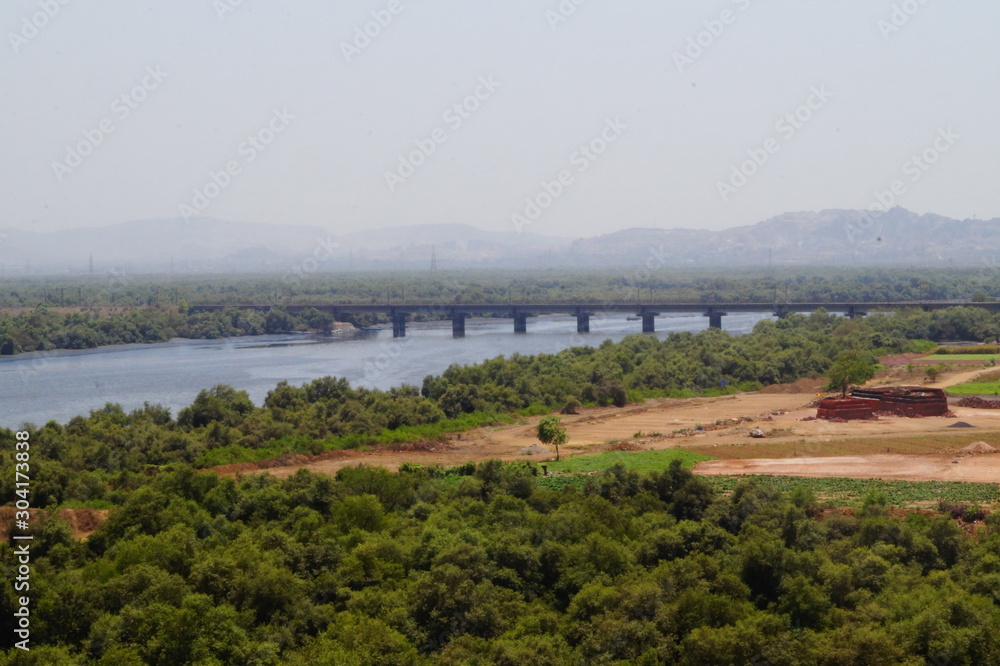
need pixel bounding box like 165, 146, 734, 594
536, 416, 568, 461
825, 349, 877, 397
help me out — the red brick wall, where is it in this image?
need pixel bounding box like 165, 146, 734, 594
817, 398, 876, 420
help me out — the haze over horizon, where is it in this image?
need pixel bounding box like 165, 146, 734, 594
3, 0, 998, 237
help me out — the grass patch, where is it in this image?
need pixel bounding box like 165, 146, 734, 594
515, 403, 557, 417
947, 381, 1000, 396
705, 475, 1000, 507
536, 475, 588, 491
687, 433, 1000, 460
196, 410, 517, 468
546, 448, 713, 474
934, 345, 1000, 355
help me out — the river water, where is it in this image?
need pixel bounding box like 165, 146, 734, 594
0, 313, 772, 428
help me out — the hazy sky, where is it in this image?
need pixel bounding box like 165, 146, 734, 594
3, 0, 998, 237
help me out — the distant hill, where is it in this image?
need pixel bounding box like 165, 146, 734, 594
0, 208, 995, 276
0, 218, 569, 275
566, 208, 999, 267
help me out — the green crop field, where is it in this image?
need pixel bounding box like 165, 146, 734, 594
704, 475, 1000, 507
545, 448, 713, 474
536, 450, 1000, 507
947, 381, 1000, 395
536, 451, 1000, 506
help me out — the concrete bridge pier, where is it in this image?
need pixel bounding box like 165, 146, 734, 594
774, 305, 790, 319
704, 309, 728, 329
641, 312, 659, 333
452, 313, 468, 338
513, 313, 529, 334
846, 305, 868, 320
392, 313, 408, 338
576, 312, 591, 333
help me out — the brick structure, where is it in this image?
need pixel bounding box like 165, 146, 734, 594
817, 398, 876, 420
851, 386, 949, 417
817, 386, 949, 420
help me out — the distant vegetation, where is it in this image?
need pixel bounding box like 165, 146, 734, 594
1, 266, 999, 309
0, 305, 338, 356
1, 265, 1000, 356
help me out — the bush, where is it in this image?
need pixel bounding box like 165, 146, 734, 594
561, 397, 581, 415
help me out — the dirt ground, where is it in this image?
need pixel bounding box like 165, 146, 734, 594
694, 453, 1000, 483
0, 507, 109, 541
211, 364, 1000, 483
213, 360, 1000, 480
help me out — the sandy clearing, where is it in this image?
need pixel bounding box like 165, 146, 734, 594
240, 392, 1000, 480
218, 364, 1000, 481
694, 453, 1000, 484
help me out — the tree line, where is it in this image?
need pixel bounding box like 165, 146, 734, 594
1, 265, 997, 310
0, 306, 346, 356
2, 459, 998, 663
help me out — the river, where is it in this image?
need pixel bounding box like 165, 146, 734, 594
0, 313, 772, 428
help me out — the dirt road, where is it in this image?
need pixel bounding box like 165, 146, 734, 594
695, 453, 1000, 483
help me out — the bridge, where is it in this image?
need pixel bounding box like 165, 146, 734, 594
187, 301, 1000, 338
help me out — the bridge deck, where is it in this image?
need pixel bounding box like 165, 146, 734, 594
186, 301, 998, 337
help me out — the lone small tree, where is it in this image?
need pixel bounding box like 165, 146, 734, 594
537, 416, 568, 462
825, 350, 877, 398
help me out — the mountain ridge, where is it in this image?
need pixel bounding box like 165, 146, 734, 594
0, 208, 995, 275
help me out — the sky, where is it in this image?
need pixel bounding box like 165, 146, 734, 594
2, 0, 998, 238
